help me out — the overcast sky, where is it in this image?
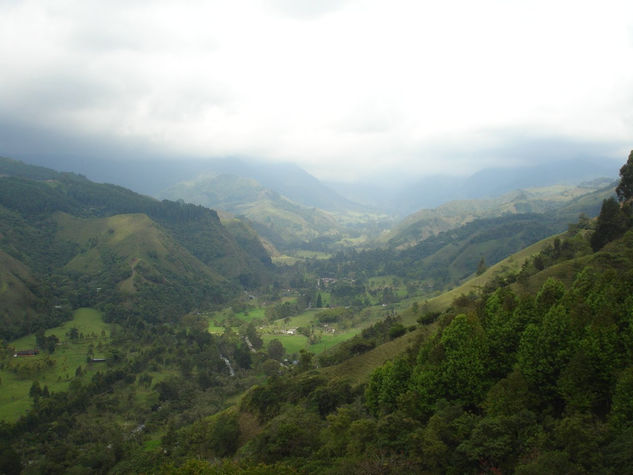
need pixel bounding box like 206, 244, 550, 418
1, 0, 632, 182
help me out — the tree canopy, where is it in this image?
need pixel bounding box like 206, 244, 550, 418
616, 149, 633, 202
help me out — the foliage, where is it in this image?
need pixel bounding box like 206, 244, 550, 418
2, 152, 633, 473
0, 162, 278, 340
615, 149, 633, 202
590, 197, 632, 251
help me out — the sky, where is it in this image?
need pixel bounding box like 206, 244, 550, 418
1, 0, 632, 183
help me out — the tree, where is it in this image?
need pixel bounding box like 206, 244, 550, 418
67, 327, 79, 341
590, 197, 630, 251
208, 412, 241, 457
244, 321, 263, 350
438, 314, 489, 406
29, 380, 41, 400
616, 150, 633, 202
316, 293, 323, 308
297, 349, 315, 372
477, 256, 487, 275
267, 339, 285, 361
234, 343, 252, 369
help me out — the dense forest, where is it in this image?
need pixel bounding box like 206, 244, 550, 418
1, 153, 633, 473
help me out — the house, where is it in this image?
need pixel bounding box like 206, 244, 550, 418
318, 277, 337, 287
13, 349, 39, 357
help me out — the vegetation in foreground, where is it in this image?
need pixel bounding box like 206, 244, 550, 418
0, 152, 631, 473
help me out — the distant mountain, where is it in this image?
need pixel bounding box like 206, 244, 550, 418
384, 180, 615, 249
2, 152, 367, 213
0, 157, 275, 339
194, 159, 367, 213
160, 173, 344, 251
328, 159, 619, 215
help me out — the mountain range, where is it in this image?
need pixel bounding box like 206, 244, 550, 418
328, 158, 618, 214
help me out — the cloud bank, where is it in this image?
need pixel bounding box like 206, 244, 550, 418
1, 0, 631, 182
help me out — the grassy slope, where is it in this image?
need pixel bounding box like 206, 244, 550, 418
55, 212, 225, 291
422, 233, 561, 312
0, 308, 110, 422
320, 326, 433, 385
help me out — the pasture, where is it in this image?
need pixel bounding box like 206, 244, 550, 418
0, 308, 110, 422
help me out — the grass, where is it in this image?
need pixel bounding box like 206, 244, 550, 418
422, 233, 562, 313
234, 308, 266, 322
320, 325, 435, 385
262, 334, 308, 355
271, 255, 299, 266
208, 324, 226, 335
293, 250, 332, 260
309, 329, 360, 354
0, 307, 110, 422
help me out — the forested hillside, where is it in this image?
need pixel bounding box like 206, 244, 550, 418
1, 153, 632, 474
0, 157, 274, 340
310, 207, 603, 295
134, 153, 633, 473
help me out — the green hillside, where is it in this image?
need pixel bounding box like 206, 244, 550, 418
386, 181, 614, 249
205, 193, 633, 473
0, 158, 275, 339
0, 250, 54, 341
309, 212, 580, 295
160, 172, 389, 254
1, 153, 632, 474
161, 173, 343, 249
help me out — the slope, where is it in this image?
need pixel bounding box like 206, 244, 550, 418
0, 157, 275, 337
385, 180, 614, 249
160, 173, 344, 250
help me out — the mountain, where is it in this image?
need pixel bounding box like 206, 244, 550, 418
313, 212, 574, 293
328, 158, 619, 214
311, 181, 614, 293
160, 173, 344, 251
194, 159, 367, 213
384, 180, 615, 249
0, 157, 274, 338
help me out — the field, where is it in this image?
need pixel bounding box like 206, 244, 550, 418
0, 308, 110, 422
257, 304, 398, 357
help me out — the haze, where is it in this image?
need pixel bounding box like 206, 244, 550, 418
1, 0, 632, 184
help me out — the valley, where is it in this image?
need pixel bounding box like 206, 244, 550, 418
2, 1, 632, 471
0, 153, 632, 473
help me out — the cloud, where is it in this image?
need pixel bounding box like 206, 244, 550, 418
0, 0, 632, 183
267, 0, 350, 19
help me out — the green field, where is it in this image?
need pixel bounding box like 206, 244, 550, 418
234, 307, 266, 322
258, 306, 397, 356
309, 329, 360, 354
208, 324, 227, 335
0, 308, 110, 422
262, 333, 308, 356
